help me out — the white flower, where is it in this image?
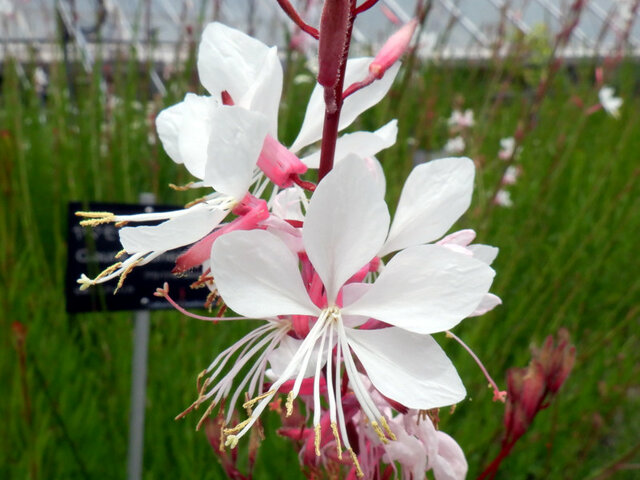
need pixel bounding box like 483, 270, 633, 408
498, 137, 518, 160
209, 156, 495, 452
502, 165, 519, 185
444, 136, 465, 154
598, 86, 622, 119
447, 109, 474, 128
384, 412, 468, 480
494, 189, 513, 207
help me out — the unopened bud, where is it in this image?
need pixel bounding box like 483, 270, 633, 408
257, 135, 308, 188
369, 18, 418, 79
318, 0, 352, 88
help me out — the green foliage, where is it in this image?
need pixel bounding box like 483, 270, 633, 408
1, 47, 639, 480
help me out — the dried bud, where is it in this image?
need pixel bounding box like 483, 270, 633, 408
318, 0, 353, 88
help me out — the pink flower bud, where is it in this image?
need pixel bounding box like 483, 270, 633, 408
369, 19, 418, 79
256, 135, 308, 188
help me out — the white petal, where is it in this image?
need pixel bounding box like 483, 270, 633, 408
301, 120, 398, 169
303, 156, 390, 302
468, 293, 502, 317
238, 47, 282, 137
270, 187, 305, 221
290, 58, 400, 152
119, 206, 226, 254
431, 431, 468, 480
156, 94, 218, 180
437, 229, 476, 247
381, 157, 475, 255
204, 106, 269, 199
210, 229, 320, 318
198, 23, 278, 108
267, 335, 329, 380
468, 244, 499, 265
347, 327, 466, 409
343, 244, 495, 334
341, 283, 373, 328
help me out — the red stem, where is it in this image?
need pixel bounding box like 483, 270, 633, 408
355, 0, 380, 14
317, 0, 357, 181
276, 0, 319, 39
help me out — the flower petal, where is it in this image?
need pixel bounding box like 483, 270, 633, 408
468, 244, 499, 265
303, 156, 390, 302
468, 293, 502, 317
267, 335, 330, 380
347, 327, 466, 409
290, 58, 400, 152
204, 106, 269, 199
381, 157, 475, 255
156, 93, 218, 180
238, 47, 282, 137
300, 120, 398, 169
198, 23, 278, 108
211, 229, 320, 318
343, 244, 495, 334
119, 206, 226, 254
270, 187, 305, 221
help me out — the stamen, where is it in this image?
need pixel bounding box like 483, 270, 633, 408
169, 181, 195, 191
196, 401, 216, 430
185, 196, 209, 208
314, 424, 322, 456
76, 211, 116, 227
223, 418, 251, 435
285, 391, 295, 417
79, 217, 115, 227
380, 417, 396, 441
331, 422, 342, 460
225, 435, 239, 449
75, 210, 114, 218
94, 262, 124, 282
347, 448, 364, 478
243, 390, 276, 410
370, 420, 388, 444
196, 368, 208, 392
114, 257, 143, 293
115, 249, 127, 259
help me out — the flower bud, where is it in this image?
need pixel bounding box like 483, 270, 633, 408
369, 19, 418, 79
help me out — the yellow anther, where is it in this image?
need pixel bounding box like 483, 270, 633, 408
380, 417, 396, 441
371, 421, 388, 444
314, 424, 322, 456
184, 196, 207, 208
115, 249, 127, 259
94, 262, 123, 282
196, 369, 208, 392
169, 181, 194, 191
347, 448, 364, 478
285, 392, 295, 417
114, 258, 142, 293
195, 402, 216, 431
243, 393, 254, 416
114, 221, 129, 228
223, 418, 251, 435
75, 210, 114, 218
331, 422, 342, 460
242, 390, 275, 410
79, 217, 116, 227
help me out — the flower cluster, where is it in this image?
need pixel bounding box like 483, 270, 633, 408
78, 14, 502, 480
